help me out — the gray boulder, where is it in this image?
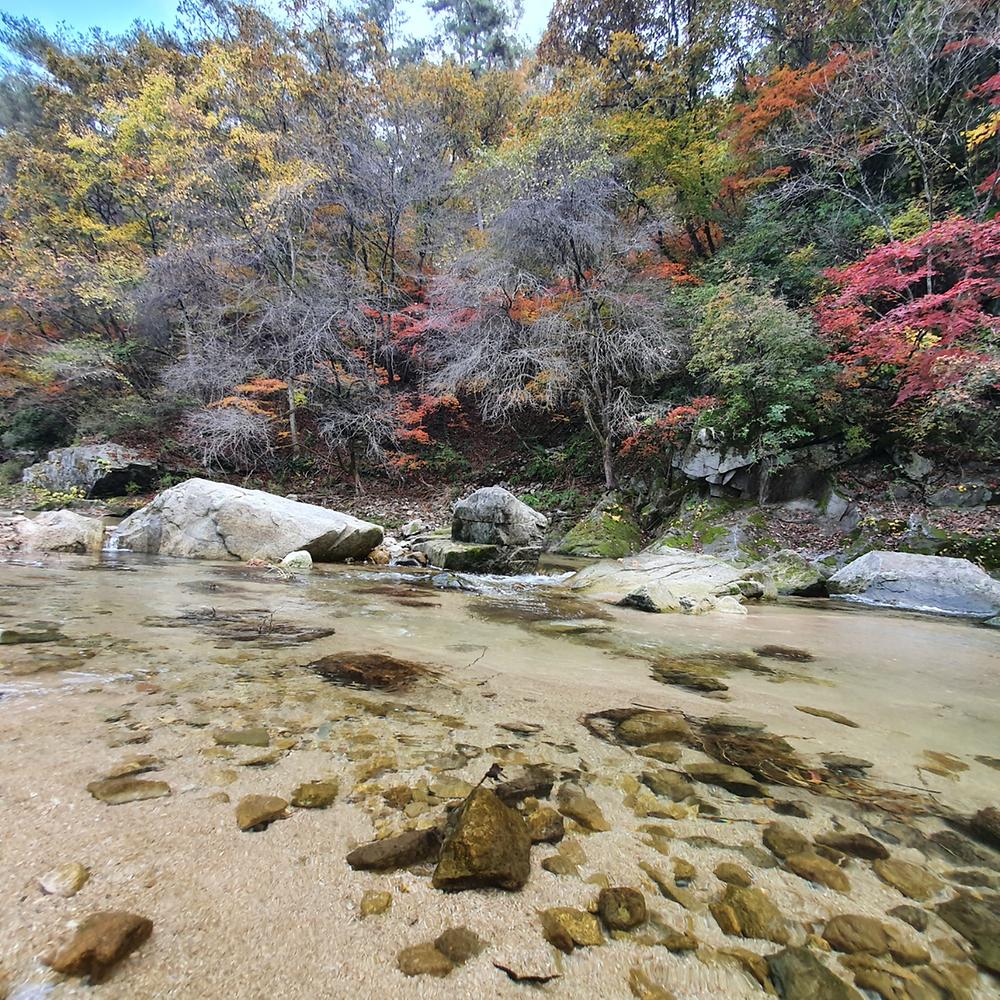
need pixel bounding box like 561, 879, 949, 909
452, 487, 547, 547
564, 547, 770, 614
828, 550, 1000, 618
22, 443, 158, 498
114, 478, 382, 562
0, 509, 105, 554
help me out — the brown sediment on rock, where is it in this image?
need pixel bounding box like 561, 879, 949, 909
796, 705, 860, 728
580, 706, 945, 820
45, 911, 153, 982
309, 652, 439, 691
755, 644, 816, 662
145, 608, 336, 647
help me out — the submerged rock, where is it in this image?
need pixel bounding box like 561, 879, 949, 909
39, 862, 90, 897
936, 892, 1000, 973
347, 828, 442, 871
795, 706, 859, 728
397, 942, 453, 978
87, 777, 171, 805
539, 907, 604, 952
828, 550, 1000, 618
767, 946, 862, 1000
823, 914, 889, 955
310, 652, 436, 691
433, 787, 531, 891
45, 911, 153, 981
115, 478, 383, 562
617, 711, 690, 746
0, 624, 65, 644
763, 822, 811, 859
234, 794, 288, 831
873, 858, 944, 901
290, 779, 338, 808
684, 762, 763, 797
214, 727, 269, 747
556, 783, 611, 832
526, 806, 565, 844
434, 927, 484, 964
710, 886, 790, 944
814, 831, 888, 860
359, 890, 392, 918
784, 851, 850, 892
597, 887, 647, 930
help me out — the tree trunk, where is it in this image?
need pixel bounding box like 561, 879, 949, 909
287, 381, 300, 458
602, 436, 616, 490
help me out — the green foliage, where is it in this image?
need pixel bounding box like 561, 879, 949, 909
0, 457, 28, 485
517, 486, 583, 512
424, 443, 472, 476
688, 280, 836, 458
0, 407, 70, 451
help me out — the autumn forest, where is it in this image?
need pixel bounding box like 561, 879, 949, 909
1, 0, 998, 496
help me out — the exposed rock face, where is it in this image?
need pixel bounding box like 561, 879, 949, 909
114, 478, 383, 562
451, 487, 547, 547
539, 908, 604, 952
564, 548, 770, 614
45, 911, 153, 981
0, 509, 105, 554
22, 443, 158, 498
828, 550, 1000, 618
432, 787, 531, 891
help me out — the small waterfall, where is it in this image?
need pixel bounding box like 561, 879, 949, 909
102, 525, 128, 553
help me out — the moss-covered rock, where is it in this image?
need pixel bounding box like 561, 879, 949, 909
555, 495, 642, 558
646, 497, 779, 565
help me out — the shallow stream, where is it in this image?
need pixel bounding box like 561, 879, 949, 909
0, 550, 997, 998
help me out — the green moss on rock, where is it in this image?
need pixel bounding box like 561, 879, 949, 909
555, 499, 641, 558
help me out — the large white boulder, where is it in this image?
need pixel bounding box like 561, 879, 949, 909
828, 550, 1000, 618
22, 443, 157, 498
0, 510, 105, 554
452, 486, 547, 547
114, 478, 383, 562
564, 547, 769, 614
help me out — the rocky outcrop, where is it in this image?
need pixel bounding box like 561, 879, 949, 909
564, 547, 770, 614
828, 550, 1000, 618
22, 443, 158, 498
452, 487, 547, 546
757, 549, 828, 596
554, 495, 642, 558
0, 509, 104, 553
412, 487, 547, 573
113, 478, 383, 562
411, 537, 539, 574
